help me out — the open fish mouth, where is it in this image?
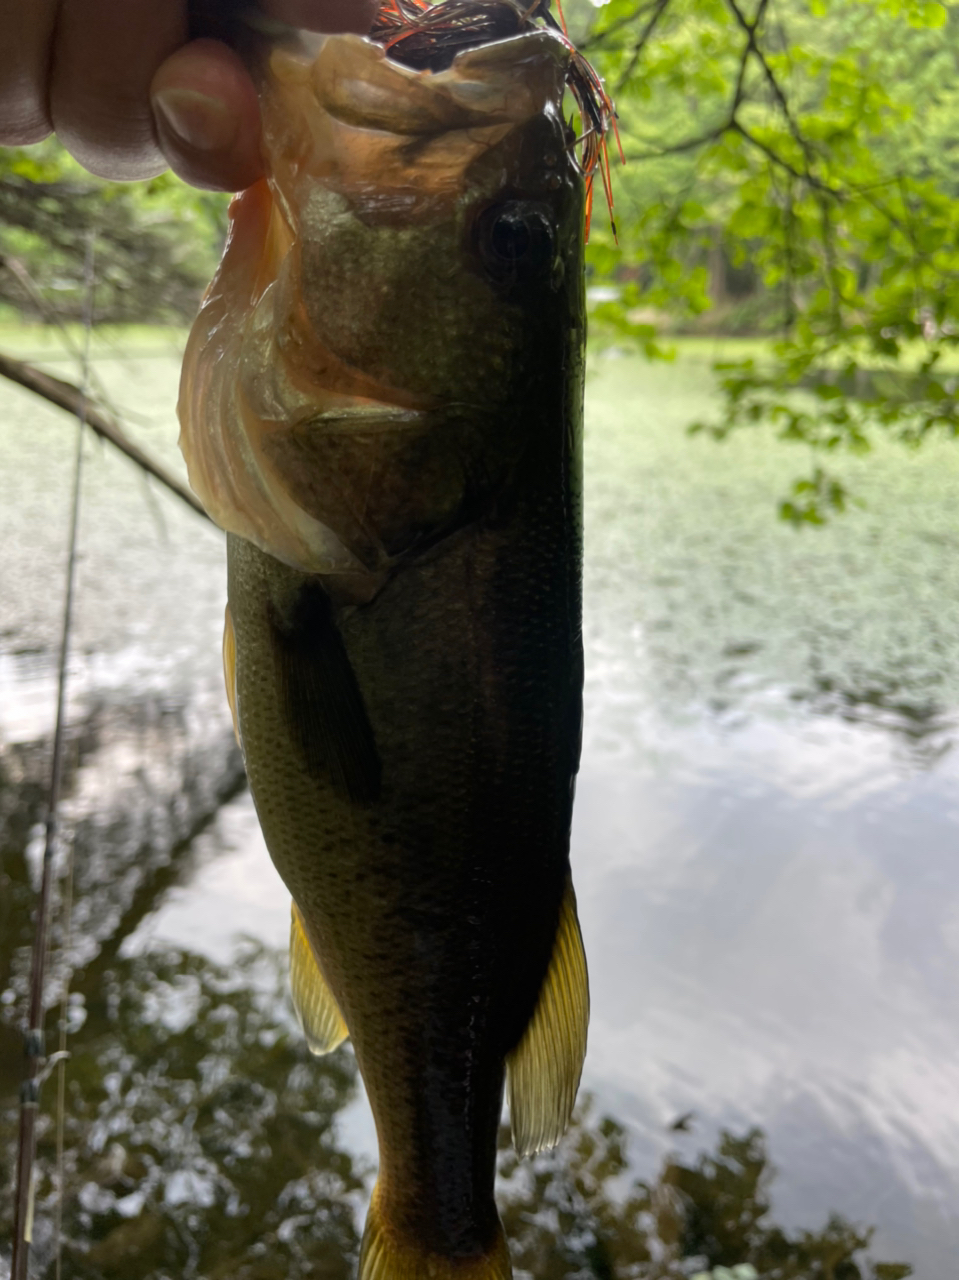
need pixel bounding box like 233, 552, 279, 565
179, 0, 610, 583
259, 20, 573, 223
368, 0, 618, 217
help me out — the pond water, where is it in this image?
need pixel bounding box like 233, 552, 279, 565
3, 333, 958, 1277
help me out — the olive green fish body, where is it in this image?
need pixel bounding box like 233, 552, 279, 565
226, 347, 583, 1252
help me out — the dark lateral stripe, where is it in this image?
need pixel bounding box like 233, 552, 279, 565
269, 582, 382, 805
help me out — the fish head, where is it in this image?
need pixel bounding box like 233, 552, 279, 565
178, 24, 586, 592
264, 29, 584, 402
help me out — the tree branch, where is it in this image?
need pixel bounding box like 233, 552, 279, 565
614, 0, 674, 90
731, 121, 842, 197
726, 0, 790, 118
0, 350, 211, 523
625, 119, 734, 161
581, 0, 665, 51
724, 0, 827, 186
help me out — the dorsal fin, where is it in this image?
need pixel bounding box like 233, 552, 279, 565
506, 875, 589, 1156
290, 902, 349, 1055
269, 581, 382, 804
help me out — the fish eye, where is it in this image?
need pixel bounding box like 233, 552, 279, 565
476, 201, 556, 283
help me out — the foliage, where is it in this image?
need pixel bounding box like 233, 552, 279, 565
577, 0, 959, 519
497, 1103, 913, 1279
0, 141, 227, 324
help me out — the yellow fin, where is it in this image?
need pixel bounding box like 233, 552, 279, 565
290, 902, 349, 1055
222, 604, 240, 747
506, 875, 589, 1157
360, 1183, 512, 1280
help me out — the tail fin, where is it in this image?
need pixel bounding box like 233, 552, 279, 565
359, 1185, 512, 1280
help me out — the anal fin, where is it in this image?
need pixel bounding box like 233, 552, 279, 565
506, 875, 589, 1157
290, 902, 349, 1055
222, 604, 240, 747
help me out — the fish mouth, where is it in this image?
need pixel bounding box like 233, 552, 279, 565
258, 20, 573, 229
369, 0, 571, 73
248, 0, 612, 211
312, 25, 571, 131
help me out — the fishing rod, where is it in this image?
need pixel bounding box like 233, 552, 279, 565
10, 232, 95, 1280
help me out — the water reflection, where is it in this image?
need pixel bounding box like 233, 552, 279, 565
0, 751, 913, 1279
796, 671, 955, 767
1, 942, 361, 1279
0, 935, 912, 1280
3, 345, 953, 1277
500, 1113, 913, 1280
44, 946, 361, 1280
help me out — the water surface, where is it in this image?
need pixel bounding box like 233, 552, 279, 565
3, 336, 957, 1275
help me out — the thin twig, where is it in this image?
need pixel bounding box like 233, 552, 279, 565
580, 0, 664, 50
614, 0, 673, 90
0, 350, 210, 522
10, 235, 94, 1280
726, 0, 793, 123
54, 841, 75, 1280
625, 119, 734, 161
731, 120, 842, 197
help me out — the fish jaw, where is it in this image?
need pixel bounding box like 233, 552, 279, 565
263, 30, 570, 226
178, 26, 581, 589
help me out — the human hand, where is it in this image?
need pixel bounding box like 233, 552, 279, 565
0, 0, 377, 191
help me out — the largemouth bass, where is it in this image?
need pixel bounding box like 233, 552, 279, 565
178, 5, 609, 1275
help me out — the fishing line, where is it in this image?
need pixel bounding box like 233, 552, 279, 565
0, 250, 118, 426
10, 230, 96, 1280
53, 844, 76, 1280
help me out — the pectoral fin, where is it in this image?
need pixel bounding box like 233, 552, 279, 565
222, 605, 240, 747
506, 876, 589, 1157
269, 582, 381, 805
290, 902, 349, 1055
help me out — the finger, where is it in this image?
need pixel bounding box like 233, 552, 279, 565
0, 0, 59, 143
49, 0, 188, 181
260, 0, 378, 33
151, 40, 262, 192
